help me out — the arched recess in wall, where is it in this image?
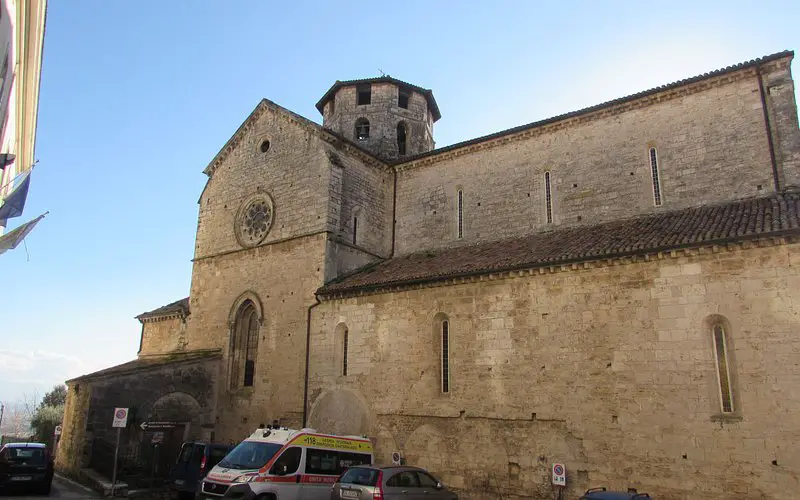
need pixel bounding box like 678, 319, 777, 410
141, 391, 205, 441
227, 291, 265, 389
308, 388, 372, 436
702, 314, 741, 418
403, 423, 449, 476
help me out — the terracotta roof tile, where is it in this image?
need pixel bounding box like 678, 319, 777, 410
319, 192, 800, 296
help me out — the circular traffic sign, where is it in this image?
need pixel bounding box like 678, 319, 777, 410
115, 409, 127, 419
554, 464, 564, 475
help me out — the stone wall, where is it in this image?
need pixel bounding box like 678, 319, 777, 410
393, 57, 796, 256
195, 102, 332, 260
138, 317, 186, 355
55, 356, 218, 479
763, 59, 800, 188
188, 233, 326, 442
326, 147, 393, 262
308, 241, 800, 499
323, 82, 435, 159
55, 382, 90, 477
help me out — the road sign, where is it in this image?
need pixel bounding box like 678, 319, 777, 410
140, 421, 179, 431
552, 463, 566, 486
112, 408, 129, 428
54, 425, 62, 436
391, 452, 402, 466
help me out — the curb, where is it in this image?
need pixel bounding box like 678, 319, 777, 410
55, 473, 99, 495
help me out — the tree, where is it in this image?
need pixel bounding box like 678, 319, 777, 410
40, 385, 66, 409
28, 386, 66, 446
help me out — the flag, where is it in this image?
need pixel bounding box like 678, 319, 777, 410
0, 212, 46, 256
0, 171, 31, 224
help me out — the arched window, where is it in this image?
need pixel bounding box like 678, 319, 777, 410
544, 171, 553, 224
456, 189, 464, 239
334, 323, 349, 376
712, 322, 734, 413
397, 122, 408, 155
649, 147, 663, 206
231, 300, 260, 388
441, 318, 450, 393
355, 118, 370, 141
342, 327, 349, 376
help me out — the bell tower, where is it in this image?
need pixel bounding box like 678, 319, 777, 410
316, 77, 441, 161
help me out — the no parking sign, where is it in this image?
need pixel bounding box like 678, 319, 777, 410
552, 463, 566, 486
112, 408, 129, 428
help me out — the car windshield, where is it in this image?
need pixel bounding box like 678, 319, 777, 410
4, 447, 46, 465
340, 467, 380, 486
217, 441, 281, 470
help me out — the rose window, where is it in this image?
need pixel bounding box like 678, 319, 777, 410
235, 194, 275, 247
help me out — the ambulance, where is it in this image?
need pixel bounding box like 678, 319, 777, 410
200, 426, 373, 500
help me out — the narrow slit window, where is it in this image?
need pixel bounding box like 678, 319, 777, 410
649, 147, 663, 206
457, 189, 464, 239
544, 171, 553, 224
397, 122, 407, 156
342, 328, 349, 376
712, 324, 734, 413
352, 216, 358, 245
441, 320, 450, 393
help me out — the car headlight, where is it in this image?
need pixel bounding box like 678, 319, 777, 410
233, 474, 257, 483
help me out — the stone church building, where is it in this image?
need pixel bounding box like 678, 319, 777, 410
56, 51, 800, 499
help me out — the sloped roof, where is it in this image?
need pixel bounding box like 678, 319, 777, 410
319, 192, 800, 297
316, 76, 442, 121
136, 297, 190, 321
394, 50, 793, 165
67, 350, 221, 383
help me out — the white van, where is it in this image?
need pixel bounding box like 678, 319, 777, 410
199, 426, 373, 500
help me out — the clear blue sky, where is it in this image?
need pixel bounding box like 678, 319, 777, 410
0, 0, 798, 403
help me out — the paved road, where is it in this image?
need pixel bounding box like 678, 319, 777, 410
0, 475, 100, 500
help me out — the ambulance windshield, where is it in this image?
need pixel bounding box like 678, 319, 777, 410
218, 441, 282, 470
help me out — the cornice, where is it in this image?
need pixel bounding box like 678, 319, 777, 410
318, 235, 798, 302
394, 53, 792, 173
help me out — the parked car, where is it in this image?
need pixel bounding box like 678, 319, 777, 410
330, 465, 458, 500
580, 487, 651, 499
170, 441, 233, 499
0, 442, 54, 495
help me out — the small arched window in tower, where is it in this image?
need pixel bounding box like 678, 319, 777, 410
398, 88, 410, 109
712, 322, 734, 413
544, 171, 553, 224
649, 147, 663, 206
441, 319, 450, 393
397, 122, 408, 156
355, 118, 370, 141
231, 300, 260, 388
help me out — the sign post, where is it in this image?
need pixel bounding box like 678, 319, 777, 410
111, 408, 129, 497
552, 463, 566, 500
